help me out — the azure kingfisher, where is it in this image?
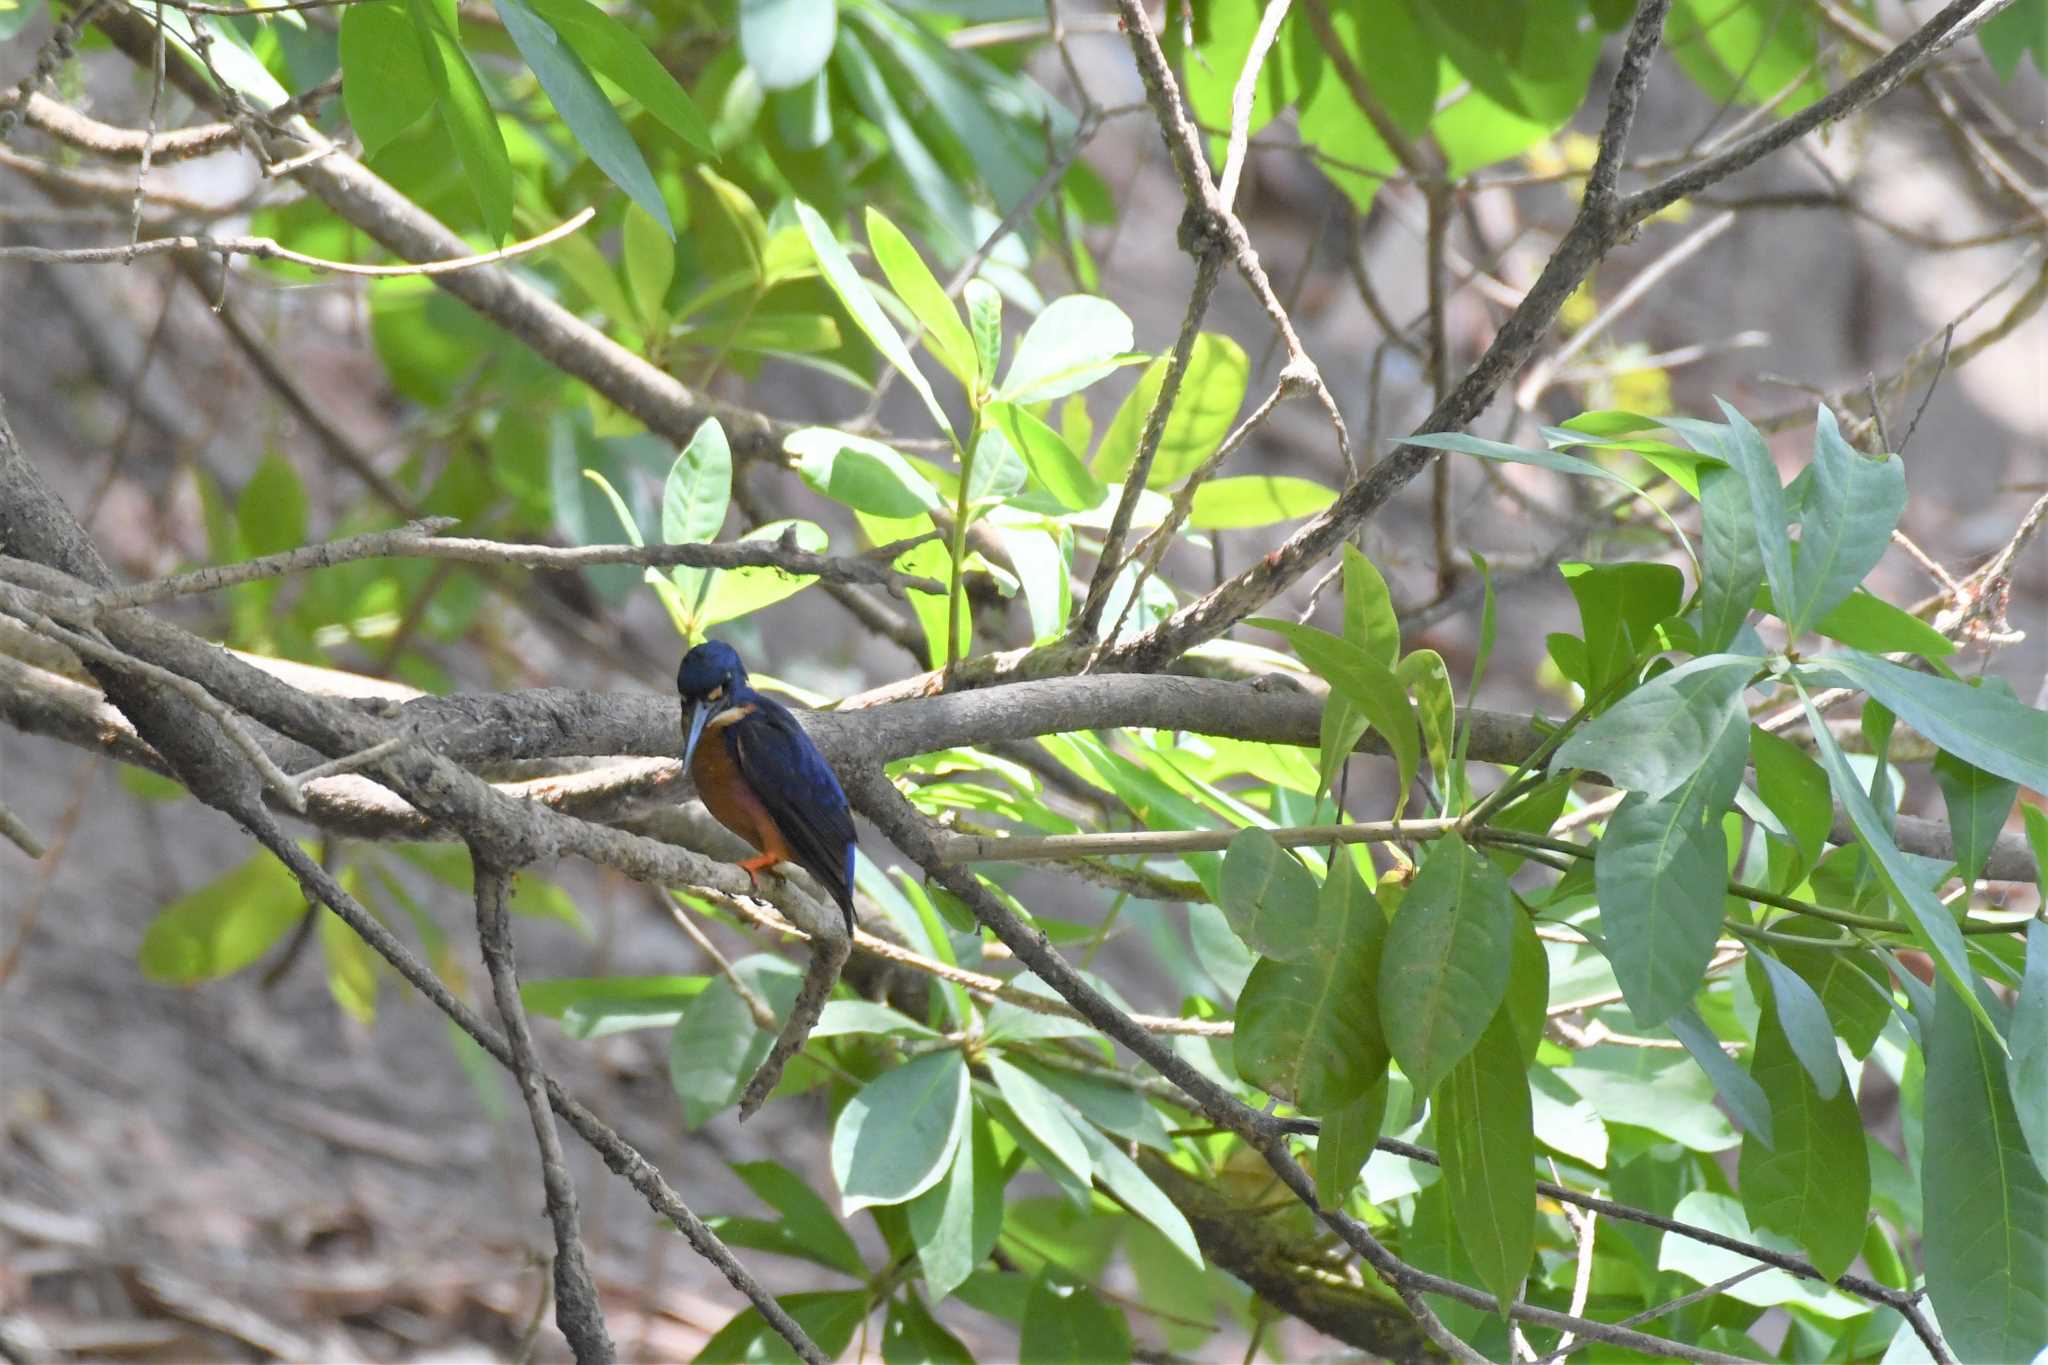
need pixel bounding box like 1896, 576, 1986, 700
677, 641, 857, 933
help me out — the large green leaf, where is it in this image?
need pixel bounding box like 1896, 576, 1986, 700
866, 208, 977, 390
1782, 408, 1905, 636
1557, 560, 1688, 695
1314, 1078, 1389, 1205
1750, 726, 1832, 887
525, 0, 710, 152
1342, 542, 1401, 667
1187, 476, 1335, 529
1552, 653, 1756, 800
718, 1160, 867, 1278
1217, 828, 1318, 961
1667, 0, 1825, 111
1806, 651, 2048, 795
1018, 1270, 1130, 1364
1071, 1121, 1202, 1268
1752, 953, 1844, 1101
339, 2, 436, 158
697, 1290, 868, 1364
1672, 406, 1795, 618
796, 200, 953, 438
497, 0, 670, 234
666, 955, 803, 1128
986, 401, 1103, 511
833, 1050, 971, 1213
405, 0, 511, 240
1933, 743, 2021, 886
989, 1057, 1092, 1191
1697, 461, 1765, 652
999, 295, 1135, 405
1739, 984, 1868, 1281
908, 1111, 1002, 1302
2015, 920, 2048, 1183
1091, 334, 1250, 486
138, 852, 307, 984
696, 520, 829, 627
739, 0, 834, 89
1798, 686, 1997, 1040
1378, 834, 1513, 1096
1436, 1003, 1535, 1311
660, 417, 732, 618
1594, 791, 1729, 1028
1236, 860, 1389, 1113
882, 1292, 973, 1365
1923, 975, 2048, 1359
1668, 1006, 1773, 1147
789, 428, 941, 518
1252, 619, 1420, 808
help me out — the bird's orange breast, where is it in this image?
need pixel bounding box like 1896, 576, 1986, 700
689, 706, 792, 862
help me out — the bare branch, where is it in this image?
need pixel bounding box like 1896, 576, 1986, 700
475, 860, 615, 1364
0, 206, 600, 277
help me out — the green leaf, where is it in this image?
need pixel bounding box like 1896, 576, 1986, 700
988, 1057, 1092, 1191
1217, 828, 1318, 961
1667, 0, 1825, 110
339, 2, 436, 157
1342, 543, 1401, 667
666, 956, 803, 1128
795, 200, 953, 438
1092, 334, 1249, 486
316, 907, 378, 1023
1697, 462, 1765, 652
622, 201, 675, 325
986, 402, 1103, 512
697, 1290, 868, 1364
1436, 1004, 1535, 1311
1979, 0, 2048, 80
1668, 1006, 1773, 1147
524, 0, 711, 152
739, 0, 834, 90
1398, 649, 1456, 805
789, 429, 941, 517
696, 519, 829, 627
965, 279, 1002, 388
1071, 1121, 1202, 1268
1934, 746, 2020, 886
1187, 476, 1335, 529
1807, 651, 2048, 795
1405, 430, 1697, 567
1251, 619, 1420, 810
1019, 1270, 1131, 1365
1378, 834, 1513, 1096
866, 208, 977, 390
908, 1111, 1002, 1301
882, 1291, 973, 1365
2015, 920, 2048, 1183
1798, 685, 1998, 1041
659, 417, 733, 619
1923, 974, 2048, 1359
1781, 408, 1905, 636
139, 852, 307, 984
522, 973, 703, 1019
238, 453, 309, 559
1236, 862, 1390, 1114
726, 1160, 867, 1278
1752, 953, 1845, 1101
497, 0, 670, 235
406, 0, 511, 241
1807, 588, 1956, 661
1552, 653, 1757, 800
1557, 560, 1688, 695
1595, 792, 1729, 1029
832, 1050, 971, 1213
999, 295, 1135, 404
1750, 726, 1832, 886
1314, 1077, 1388, 1205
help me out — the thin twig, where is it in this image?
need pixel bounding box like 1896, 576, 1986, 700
476, 859, 616, 1363
0, 206, 599, 276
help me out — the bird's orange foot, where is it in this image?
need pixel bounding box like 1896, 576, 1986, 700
737, 852, 785, 895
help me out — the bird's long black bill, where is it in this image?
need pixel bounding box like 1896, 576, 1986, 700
681, 699, 713, 768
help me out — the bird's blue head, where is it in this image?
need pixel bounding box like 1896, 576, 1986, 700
677, 640, 750, 770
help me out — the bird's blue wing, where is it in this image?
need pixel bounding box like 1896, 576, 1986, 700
730, 699, 857, 924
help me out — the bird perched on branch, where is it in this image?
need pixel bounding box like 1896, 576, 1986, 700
678, 640, 857, 933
